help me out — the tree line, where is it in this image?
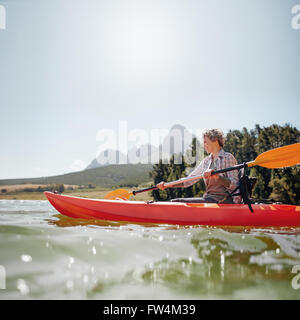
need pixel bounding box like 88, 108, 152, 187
1, 184, 66, 194
150, 124, 300, 204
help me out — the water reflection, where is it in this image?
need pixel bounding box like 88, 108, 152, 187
118, 227, 300, 299
48, 214, 161, 229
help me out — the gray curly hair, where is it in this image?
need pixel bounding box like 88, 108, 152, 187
202, 128, 225, 147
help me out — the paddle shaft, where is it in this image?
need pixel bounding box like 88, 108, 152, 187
132, 163, 246, 195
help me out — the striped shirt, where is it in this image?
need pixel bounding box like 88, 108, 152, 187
184, 149, 241, 203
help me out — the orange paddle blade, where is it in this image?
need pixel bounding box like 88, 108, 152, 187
247, 142, 300, 168
104, 189, 133, 200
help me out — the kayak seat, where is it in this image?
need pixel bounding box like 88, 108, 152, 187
226, 164, 257, 212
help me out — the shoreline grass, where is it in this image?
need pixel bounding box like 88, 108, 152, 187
0, 185, 153, 201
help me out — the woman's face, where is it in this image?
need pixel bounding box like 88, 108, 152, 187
203, 136, 218, 153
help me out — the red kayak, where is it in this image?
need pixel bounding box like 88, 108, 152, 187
44, 191, 300, 227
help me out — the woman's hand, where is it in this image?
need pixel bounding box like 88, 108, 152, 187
157, 181, 167, 190
204, 169, 219, 180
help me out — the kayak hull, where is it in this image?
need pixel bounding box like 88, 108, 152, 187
44, 192, 300, 227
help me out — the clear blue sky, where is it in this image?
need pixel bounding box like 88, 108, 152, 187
0, 0, 300, 179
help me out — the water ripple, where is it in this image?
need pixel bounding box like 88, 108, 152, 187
0, 200, 300, 299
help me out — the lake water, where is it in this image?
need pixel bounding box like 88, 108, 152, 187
0, 200, 300, 300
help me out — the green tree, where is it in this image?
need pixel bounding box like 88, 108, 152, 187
57, 184, 65, 193
150, 159, 170, 201
253, 124, 300, 203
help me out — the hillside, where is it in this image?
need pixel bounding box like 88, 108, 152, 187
0, 164, 153, 188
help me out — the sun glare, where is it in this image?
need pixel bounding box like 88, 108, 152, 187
100, 8, 176, 75
128, 21, 168, 65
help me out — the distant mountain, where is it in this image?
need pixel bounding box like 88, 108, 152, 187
0, 164, 153, 188
86, 149, 127, 170
161, 124, 195, 156
86, 124, 195, 169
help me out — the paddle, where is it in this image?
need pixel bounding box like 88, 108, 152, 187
104, 142, 300, 200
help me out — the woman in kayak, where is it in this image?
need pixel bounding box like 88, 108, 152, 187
157, 128, 240, 204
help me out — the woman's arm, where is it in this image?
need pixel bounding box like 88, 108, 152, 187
157, 158, 207, 190
156, 181, 185, 190
223, 154, 240, 192
203, 168, 231, 187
